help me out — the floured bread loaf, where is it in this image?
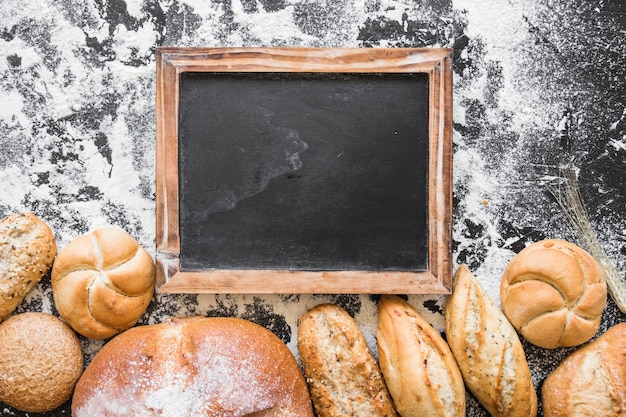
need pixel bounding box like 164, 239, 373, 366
377, 295, 465, 417
0, 312, 83, 413
297, 303, 398, 417
72, 316, 314, 416
51, 227, 155, 339
542, 322, 626, 417
500, 239, 607, 348
0, 212, 56, 321
445, 265, 537, 417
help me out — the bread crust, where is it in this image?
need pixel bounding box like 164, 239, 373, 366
542, 322, 626, 417
445, 265, 537, 417
0, 212, 57, 321
72, 316, 314, 416
297, 303, 398, 417
0, 312, 83, 413
51, 227, 155, 339
377, 295, 465, 417
500, 239, 607, 348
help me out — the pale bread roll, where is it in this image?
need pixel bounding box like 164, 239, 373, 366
72, 316, 314, 416
0, 212, 56, 321
445, 265, 537, 417
542, 322, 626, 417
297, 303, 398, 417
0, 312, 84, 413
51, 227, 155, 339
500, 239, 607, 348
377, 295, 465, 417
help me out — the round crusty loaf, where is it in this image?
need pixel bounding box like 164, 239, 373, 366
377, 295, 465, 417
51, 227, 155, 339
0, 312, 84, 413
0, 212, 57, 322
542, 322, 626, 417
297, 303, 398, 417
72, 316, 314, 417
500, 239, 607, 348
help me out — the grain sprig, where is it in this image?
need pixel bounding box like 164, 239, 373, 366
547, 166, 626, 314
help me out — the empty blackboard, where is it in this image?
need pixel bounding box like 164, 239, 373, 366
156, 47, 453, 294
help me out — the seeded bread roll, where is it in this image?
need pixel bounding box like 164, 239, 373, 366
500, 239, 607, 348
297, 303, 398, 417
0, 212, 57, 321
542, 322, 626, 417
72, 316, 314, 416
445, 265, 537, 417
0, 312, 84, 413
51, 227, 155, 339
377, 295, 465, 417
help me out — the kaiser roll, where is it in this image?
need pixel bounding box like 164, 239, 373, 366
0, 312, 84, 413
0, 212, 57, 321
500, 239, 607, 348
51, 227, 155, 339
71, 316, 315, 417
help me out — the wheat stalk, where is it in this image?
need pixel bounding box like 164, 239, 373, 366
547, 166, 626, 314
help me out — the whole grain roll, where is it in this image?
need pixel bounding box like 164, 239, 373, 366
0, 312, 84, 413
51, 227, 155, 339
297, 303, 398, 417
72, 316, 314, 417
377, 295, 465, 417
445, 265, 537, 417
0, 212, 57, 321
542, 322, 626, 417
500, 239, 607, 348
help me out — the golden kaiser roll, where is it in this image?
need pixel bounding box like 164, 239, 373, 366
0, 312, 84, 413
51, 227, 155, 339
500, 239, 607, 348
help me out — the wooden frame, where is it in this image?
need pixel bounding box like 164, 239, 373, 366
155, 47, 453, 294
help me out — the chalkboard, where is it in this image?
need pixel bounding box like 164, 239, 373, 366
156, 47, 453, 294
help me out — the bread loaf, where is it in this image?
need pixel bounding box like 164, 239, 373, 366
0, 312, 84, 413
445, 265, 537, 417
51, 227, 155, 339
542, 322, 626, 417
297, 303, 398, 417
0, 212, 56, 321
377, 295, 465, 417
72, 316, 314, 416
500, 239, 607, 348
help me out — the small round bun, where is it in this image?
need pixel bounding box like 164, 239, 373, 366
500, 239, 607, 348
72, 316, 314, 416
52, 227, 155, 339
0, 312, 84, 413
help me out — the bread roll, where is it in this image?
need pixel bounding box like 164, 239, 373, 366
445, 264, 537, 417
500, 239, 607, 348
72, 316, 314, 417
0, 312, 84, 413
0, 212, 56, 321
51, 227, 155, 339
377, 295, 465, 417
542, 322, 626, 417
297, 303, 398, 417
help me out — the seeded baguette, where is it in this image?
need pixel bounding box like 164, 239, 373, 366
297, 303, 398, 417
445, 265, 537, 417
377, 295, 465, 417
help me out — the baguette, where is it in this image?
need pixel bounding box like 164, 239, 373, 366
297, 303, 398, 417
445, 265, 537, 417
542, 322, 626, 417
377, 295, 465, 417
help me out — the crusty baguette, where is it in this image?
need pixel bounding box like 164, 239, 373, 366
297, 303, 398, 417
542, 322, 626, 417
0, 212, 56, 321
377, 295, 465, 417
445, 264, 537, 417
